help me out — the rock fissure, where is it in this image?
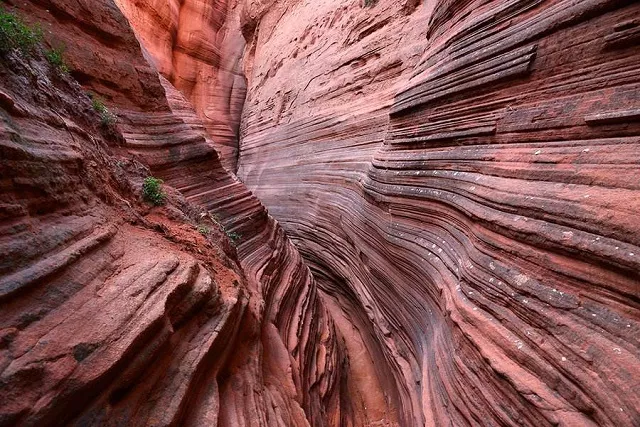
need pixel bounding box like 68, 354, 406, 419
0, 0, 638, 426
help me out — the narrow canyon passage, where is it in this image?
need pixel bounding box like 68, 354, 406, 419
238, 0, 640, 425
0, 0, 638, 426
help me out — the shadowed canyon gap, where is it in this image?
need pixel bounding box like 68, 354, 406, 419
0, 0, 638, 426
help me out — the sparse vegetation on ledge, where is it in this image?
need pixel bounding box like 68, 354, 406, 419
0, 9, 42, 55
142, 176, 166, 206
89, 93, 118, 127
45, 45, 70, 74
197, 224, 211, 236
226, 230, 241, 244
1, 8, 70, 75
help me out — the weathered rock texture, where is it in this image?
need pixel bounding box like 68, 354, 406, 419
0, 32, 247, 426
1, 1, 350, 426
1, 0, 639, 426
238, 0, 640, 425
113, 0, 246, 171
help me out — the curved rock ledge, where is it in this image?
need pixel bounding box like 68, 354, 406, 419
1, 0, 349, 425
238, 0, 640, 425
0, 39, 247, 426
1, 0, 638, 426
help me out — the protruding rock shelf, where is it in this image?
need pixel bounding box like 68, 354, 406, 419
0, 0, 638, 426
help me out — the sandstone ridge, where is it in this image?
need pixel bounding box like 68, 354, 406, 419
0, 0, 639, 426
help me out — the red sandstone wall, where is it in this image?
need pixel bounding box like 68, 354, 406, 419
238, 0, 640, 425
114, 0, 247, 171
1, 0, 638, 425
0, 1, 350, 425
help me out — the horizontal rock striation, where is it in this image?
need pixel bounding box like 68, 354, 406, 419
1, 0, 639, 425
114, 0, 247, 171
0, 0, 351, 425
239, 0, 640, 425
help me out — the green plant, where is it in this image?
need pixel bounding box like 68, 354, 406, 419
45, 45, 69, 73
89, 94, 117, 127
197, 225, 210, 236
0, 9, 42, 55
226, 230, 241, 243
142, 176, 165, 206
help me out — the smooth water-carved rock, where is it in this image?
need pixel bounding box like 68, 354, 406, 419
114, 0, 247, 171
1, 1, 349, 425
1, 0, 639, 425
239, 0, 640, 425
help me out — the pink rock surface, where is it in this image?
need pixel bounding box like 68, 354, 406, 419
238, 0, 640, 425
114, 0, 247, 171
1, 0, 639, 426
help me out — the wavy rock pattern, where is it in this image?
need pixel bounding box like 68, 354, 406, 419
0, 41, 247, 427
1, 0, 639, 426
123, 77, 352, 427
239, 0, 640, 425
114, 0, 247, 171
1, 1, 349, 426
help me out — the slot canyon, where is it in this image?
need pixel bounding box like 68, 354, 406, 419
0, 0, 639, 425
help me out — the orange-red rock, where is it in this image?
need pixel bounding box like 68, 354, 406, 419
114, 0, 247, 171
0, 35, 247, 426
1, 0, 639, 426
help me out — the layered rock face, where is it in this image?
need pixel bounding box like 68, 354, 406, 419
239, 0, 640, 425
1, 0, 639, 426
0, 32, 247, 426
1, 1, 349, 425
113, 0, 246, 171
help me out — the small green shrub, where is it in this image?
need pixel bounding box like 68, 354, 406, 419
0, 9, 42, 55
45, 45, 69, 73
142, 177, 165, 206
197, 225, 210, 236
226, 230, 241, 243
90, 94, 117, 127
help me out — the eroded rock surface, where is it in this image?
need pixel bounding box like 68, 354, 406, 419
0, 35, 247, 426
1, 1, 348, 425
114, 0, 247, 171
238, 0, 640, 425
1, 0, 639, 426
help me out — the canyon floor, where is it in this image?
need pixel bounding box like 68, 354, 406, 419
0, 0, 639, 426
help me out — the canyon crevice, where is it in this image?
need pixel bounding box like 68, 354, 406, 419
0, 0, 638, 426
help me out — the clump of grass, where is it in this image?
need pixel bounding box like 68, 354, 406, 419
0, 9, 42, 55
45, 45, 69, 73
197, 225, 210, 236
142, 176, 166, 206
89, 93, 117, 127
